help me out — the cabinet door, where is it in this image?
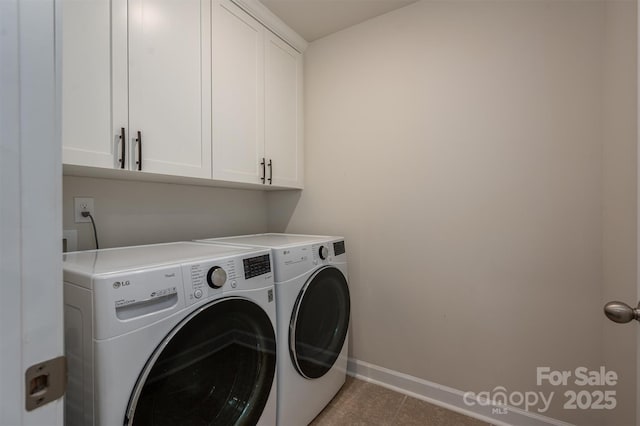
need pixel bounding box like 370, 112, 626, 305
264, 32, 303, 188
128, 0, 211, 178
211, 0, 265, 184
60, 0, 128, 169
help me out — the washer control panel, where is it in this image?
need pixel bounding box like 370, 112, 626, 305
243, 254, 271, 279
207, 266, 227, 288
182, 251, 273, 305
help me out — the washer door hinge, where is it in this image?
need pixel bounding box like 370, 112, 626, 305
25, 356, 67, 411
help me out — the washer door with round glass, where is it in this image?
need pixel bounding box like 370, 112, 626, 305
290, 266, 350, 379
125, 297, 276, 425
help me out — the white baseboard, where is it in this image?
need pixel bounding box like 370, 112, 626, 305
347, 359, 572, 426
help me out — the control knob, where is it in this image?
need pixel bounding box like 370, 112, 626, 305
207, 266, 227, 288
319, 246, 329, 260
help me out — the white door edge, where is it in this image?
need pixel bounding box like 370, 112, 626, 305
637, 1, 640, 422
0, 0, 64, 424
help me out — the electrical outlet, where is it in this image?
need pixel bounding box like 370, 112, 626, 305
74, 197, 95, 223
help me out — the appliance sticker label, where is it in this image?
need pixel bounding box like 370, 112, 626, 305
284, 255, 307, 266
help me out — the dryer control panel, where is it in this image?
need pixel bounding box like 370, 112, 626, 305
273, 239, 347, 282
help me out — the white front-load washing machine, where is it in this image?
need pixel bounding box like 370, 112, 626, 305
196, 234, 350, 426
63, 242, 277, 426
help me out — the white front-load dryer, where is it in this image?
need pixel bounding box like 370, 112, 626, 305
196, 234, 350, 426
63, 242, 277, 426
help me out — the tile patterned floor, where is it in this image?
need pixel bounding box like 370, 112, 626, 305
310, 377, 490, 426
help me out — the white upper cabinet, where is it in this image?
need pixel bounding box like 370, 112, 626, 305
264, 31, 303, 188
211, 0, 265, 184
212, 0, 304, 188
128, 0, 211, 178
61, 0, 211, 179
60, 0, 125, 169
60, 0, 304, 188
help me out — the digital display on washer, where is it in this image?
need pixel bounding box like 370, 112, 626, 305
243, 254, 271, 279
333, 241, 346, 256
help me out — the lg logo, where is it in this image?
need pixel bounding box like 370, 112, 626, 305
113, 280, 131, 289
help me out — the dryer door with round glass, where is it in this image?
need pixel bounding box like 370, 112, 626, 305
290, 266, 350, 379
125, 297, 276, 425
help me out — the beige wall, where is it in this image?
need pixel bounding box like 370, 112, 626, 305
268, 1, 636, 423
63, 176, 269, 250
602, 1, 638, 425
